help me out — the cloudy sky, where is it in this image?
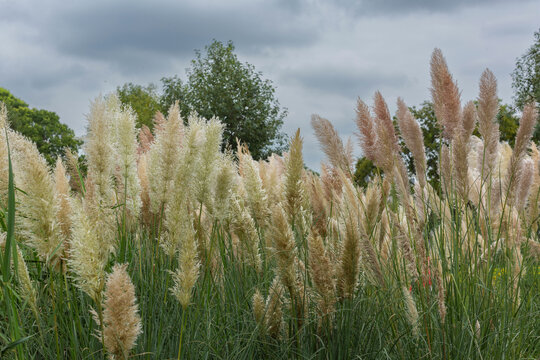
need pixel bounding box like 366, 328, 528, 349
1, 0, 538, 169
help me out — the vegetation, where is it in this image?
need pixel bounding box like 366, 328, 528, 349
0, 49, 539, 360
512, 29, 540, 110
118, 40, 287, 160
0, 88, 81, 165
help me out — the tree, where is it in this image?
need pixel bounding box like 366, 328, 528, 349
117, 83, 161, 130
0, 87, 82, 165
512, 29, 540, 110
159, 75, 189, 117
162, 40, 287, 159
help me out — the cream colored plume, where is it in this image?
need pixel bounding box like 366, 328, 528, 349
11, 131, 63, 265
101, 264, 142, 360
114, 104, 141, 222
148, 102, 184, 214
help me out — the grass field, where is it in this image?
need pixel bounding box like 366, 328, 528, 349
0, 49, 538, 359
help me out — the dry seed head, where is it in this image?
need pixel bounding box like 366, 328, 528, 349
54, 157, 72, 258
114, 106, 142, 221
102, 264, 142, 360
355, 98, 379, 164
194, 117, 223, 209
505, 104, 538, 199
265, 277, 285, 339
170, 224, 200, 309
396, 98, 427, 188
373, 91, 400, 161
11, 132, 63, 265
311, 114, 352, 175
308, 232, 337, 318
284, 129, 305, 222
269, 205, 297, 292
0, 102, 7, 129
477, 69, 500, 178
69, 200, 108, 300
212, 155, 237, 223
516, 158, 534, 210
64, 148, 83, 193
137, 153, 152, 227
137, 125, 154, 155
0, 105, 9, 204
230, 197, 262, 271
259, 154, 285, 207
85, 96, 115, 203
252, 290, 266, 328
402, 286, 419, 338
338, 207, 361, 298
238, 144, 269, 226
148, 101, 184, 213
430, 48, 462, 140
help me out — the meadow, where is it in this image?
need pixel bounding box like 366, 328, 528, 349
0, 49, 538, 359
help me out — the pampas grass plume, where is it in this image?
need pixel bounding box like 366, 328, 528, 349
102, 264, 142, 360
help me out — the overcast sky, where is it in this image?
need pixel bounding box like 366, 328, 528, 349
1, 0, 538, 169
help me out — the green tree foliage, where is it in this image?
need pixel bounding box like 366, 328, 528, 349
159, 75, 189, 117
512, 29, 540, 110
163, 40, 287, 160
117, 83, 161, 129
353, 157, 379, 188
0, 87, 82, 165
119, 41, 287, 160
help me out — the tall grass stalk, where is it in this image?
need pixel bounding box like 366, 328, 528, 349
0, 50, 539, 359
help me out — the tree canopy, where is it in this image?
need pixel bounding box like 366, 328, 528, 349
118, 40, 287, 160
116, 83, 161, 130
512, 29, 540, 110
0, 88, 82, 165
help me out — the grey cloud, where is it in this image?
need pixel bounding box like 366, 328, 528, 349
39, 2, 317, 69
331, 0, 535, 16
285, 68, 412, 99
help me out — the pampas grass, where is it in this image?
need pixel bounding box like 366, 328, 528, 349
1, 49, 539, 360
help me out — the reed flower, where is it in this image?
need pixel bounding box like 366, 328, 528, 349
101, 264, 142, 360
402, 286, 419, 337
477, 69, 500, 179
85, 96, 115, 203
238, 144, 269, 226
194, 117, 223, 210
211, 155, 237, 223
505, 103, 538, 199
311, 114, 353, 175
284, 129, 305, 222
114, 105, 141, 222
430, 48, 461, 140
137, 153, 152, 227
11, 132, 63, 265
137, 125, 154, 155
64, 147, 83, 193
252, 289, 266, 330
0, 103, 9, 204
54, 158, 72, 259
170, 224, 200, 309
69, 199, 110, 301
265, 277, 285, 339
308, 231, 336, 323
163, 115, 204, 255
230, 197, 262, 271
148, 102, 184, 214
396, 98, 426, 188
